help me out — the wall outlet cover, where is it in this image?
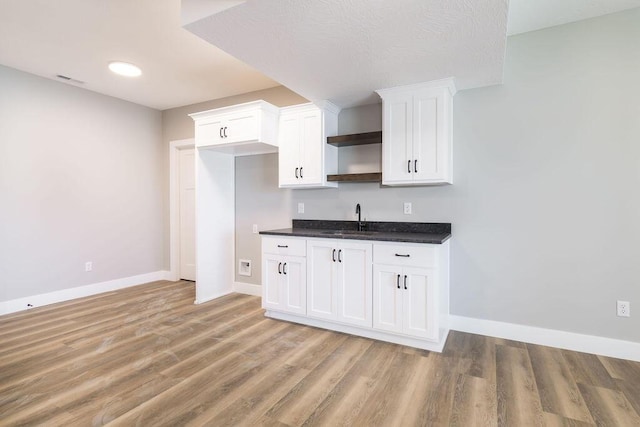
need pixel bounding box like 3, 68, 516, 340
617, 300, 630, 317
403, 202, 412, 215
239, 259, 251, 277
298, 202, 305, 214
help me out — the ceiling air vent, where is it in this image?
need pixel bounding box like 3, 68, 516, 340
56, 74, 85, 84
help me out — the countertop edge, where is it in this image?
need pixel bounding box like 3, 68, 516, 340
259, 229, 451, 245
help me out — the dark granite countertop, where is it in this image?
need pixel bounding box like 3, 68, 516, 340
259, 220, 451, 244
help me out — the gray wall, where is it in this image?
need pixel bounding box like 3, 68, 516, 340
0, 65, 164, 302
237, 9, 640, 343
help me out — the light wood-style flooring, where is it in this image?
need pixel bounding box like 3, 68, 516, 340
1, 281, 639, 426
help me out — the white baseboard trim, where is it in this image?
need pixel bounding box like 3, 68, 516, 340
233, 281, 262, 297
450, 315, 640, 362
0, 270, 171, 316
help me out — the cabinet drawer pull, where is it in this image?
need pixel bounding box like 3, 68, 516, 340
295, 167, 299, 179
283, 263, 287, 275
278, 262, 282, 274
332, 249, 336, 262
394, 253, 410, 257
338, 249, 342, 263
277, 245, 289, 248
397, 274, 401, 289
219, 127, 224, 138
300, 166, 303, 179
408, 160, 411, 173
404, 275, 408, 290
223, 126, 228, 138
414, 159, 418, 173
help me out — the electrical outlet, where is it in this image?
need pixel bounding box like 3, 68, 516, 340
617, 300, 630, 317
85, 261, 92, 272
252, 224, 258, 234
298, 202, 305, 214
403, 202, 412, 215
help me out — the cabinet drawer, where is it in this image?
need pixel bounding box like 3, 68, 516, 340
262, 236, 306, 256
373, 243, 435, 268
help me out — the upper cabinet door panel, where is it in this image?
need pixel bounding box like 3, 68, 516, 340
382, 99, 412, 185
278, 114, 301, 186
195, 117, 226, 146
413, 93, 439, 181
299, 110, 323, 185
225, 111, 259, 144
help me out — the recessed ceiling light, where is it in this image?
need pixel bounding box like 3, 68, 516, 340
108, 61, 142, 77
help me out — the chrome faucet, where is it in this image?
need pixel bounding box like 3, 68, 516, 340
355, 203, 366, 231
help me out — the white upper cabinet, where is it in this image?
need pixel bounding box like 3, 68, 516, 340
376, 78, 456, 185
190, 100, 279, 156
278, 102, 340, 188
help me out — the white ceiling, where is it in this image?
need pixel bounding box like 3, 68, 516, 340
0, 0, 278, 110
186, 0, 510, 108
507, 0, 640, 35
1, 0, 638, 110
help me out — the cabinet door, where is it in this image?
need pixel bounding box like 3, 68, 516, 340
281, 256, 306, 315
299, 109, 323, 185
372, 264, 403, 334
278, 114, 301, 186
195, 116, 225, 147
306, 240, 338, 321
262, 255, 284, 311
402, 267, 437, 340
382, 97, 413, 185
225, 111, 258, 144
413, 89, 444, 183
336, 242, 372, 327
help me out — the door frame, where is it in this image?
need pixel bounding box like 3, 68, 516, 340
169, 138, 195, 281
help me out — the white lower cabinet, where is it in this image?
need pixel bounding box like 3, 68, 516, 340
373, 265, 436, 340
262, 237, 306, 315
263, 255, 306, 315
306, 239, 372, 328
261, 235, 449, 352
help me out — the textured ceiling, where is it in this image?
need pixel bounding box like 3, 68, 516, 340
1, 0, 637, 110
507, 0, 640, 35
185, 0, 510, 108
0, 0, 277, 110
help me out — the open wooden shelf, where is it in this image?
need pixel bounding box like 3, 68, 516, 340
327, 172, 382, 183
327, 131, 382, 147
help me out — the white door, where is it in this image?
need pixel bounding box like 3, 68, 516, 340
299, 109, 322, 185
225, 111, 258, 144
281, 256, 307, 315
278, 113, 301, 186
337, 242, 372, 327
262, 255, 283, 311
306, 239, 338, 321
403, 267, 436, 340
382, 97, 413, 184
413, 89, 441, 183
179, 148, 196, 281
372, 264, 403, 334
